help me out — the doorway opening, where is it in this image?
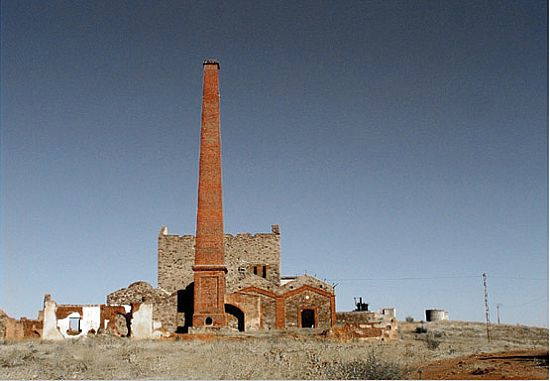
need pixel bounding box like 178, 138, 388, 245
301, 309, 315, 328
176, 282, 194, 333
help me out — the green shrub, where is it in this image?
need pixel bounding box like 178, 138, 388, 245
405, 316, 414, 323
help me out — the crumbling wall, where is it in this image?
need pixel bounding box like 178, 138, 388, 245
131, 303, 153, 339
42, 295, 64, 341
100, 305, 129, 335
41, 294, 155, 340
333, 311, 398, 341
0, 310, 42, 341
158, 227, 281, 294
56, 306, 101, 338
0, 310, 7, 339
336, 311, 377, 325
107, 281, 177, 332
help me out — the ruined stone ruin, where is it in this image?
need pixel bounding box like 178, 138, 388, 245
1, 60, 396, 341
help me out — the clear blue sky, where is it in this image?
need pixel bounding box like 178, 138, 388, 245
1, 0, 548, 327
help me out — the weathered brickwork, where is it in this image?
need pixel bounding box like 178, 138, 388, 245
236, 275, 335, 331
192, 60, 227, 329
0, 310, 42, 341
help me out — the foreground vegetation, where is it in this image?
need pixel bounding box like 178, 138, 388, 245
0, 321, 547, 379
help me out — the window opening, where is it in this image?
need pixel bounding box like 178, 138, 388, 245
68, 317, 81, 333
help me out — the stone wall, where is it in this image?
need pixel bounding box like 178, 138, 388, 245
333, 311, 399, 341
158, 226, 281, 294
157, 231, 195, 294
258, 295, 276, 329
336, 311, 376, 325
107, 281, 177, 332
284, 290, 332, 331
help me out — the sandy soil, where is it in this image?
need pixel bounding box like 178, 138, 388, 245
0, 321, 547, 379
417, 349, 548, 380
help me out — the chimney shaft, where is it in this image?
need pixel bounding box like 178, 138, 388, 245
192, 60, 227, 329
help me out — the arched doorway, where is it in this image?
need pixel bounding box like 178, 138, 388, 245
225, 304, 245, 332
301, 309, 315, 328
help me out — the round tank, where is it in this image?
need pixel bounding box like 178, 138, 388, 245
425, 309, 449, 321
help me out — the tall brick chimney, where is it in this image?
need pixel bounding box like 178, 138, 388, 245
192, 59, 227, 328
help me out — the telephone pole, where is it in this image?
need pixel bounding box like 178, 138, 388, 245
496, 303, 502, 324
482, 273, 491, 341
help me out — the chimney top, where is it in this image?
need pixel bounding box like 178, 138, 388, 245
203, 59, 220, 68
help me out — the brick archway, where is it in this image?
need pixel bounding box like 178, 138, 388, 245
224, 293, 261, 331
225, 304, 245, 331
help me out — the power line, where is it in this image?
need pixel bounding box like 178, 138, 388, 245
327, 275, 546, 282
499, 296, 548, 308
328, 275, 480, 282
491, 276, 546, 281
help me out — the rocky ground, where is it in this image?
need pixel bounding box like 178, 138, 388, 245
0, 320, 547, 379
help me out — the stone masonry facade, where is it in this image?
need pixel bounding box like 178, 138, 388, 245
107, 225, 335, 334
158, 226, 281, 294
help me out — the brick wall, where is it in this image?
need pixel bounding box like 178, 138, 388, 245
0, 311, 42, 341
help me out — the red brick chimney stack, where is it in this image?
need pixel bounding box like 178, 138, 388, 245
192, 59, 227, 328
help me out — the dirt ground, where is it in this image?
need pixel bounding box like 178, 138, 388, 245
417, 349, 548, 380
0, 320, 547, 379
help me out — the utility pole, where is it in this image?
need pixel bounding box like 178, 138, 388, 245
496, 303, 502, 324
482, 273, 491, 341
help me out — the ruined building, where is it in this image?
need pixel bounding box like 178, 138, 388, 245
0, 60, 400, 342
106, 60, 336, 335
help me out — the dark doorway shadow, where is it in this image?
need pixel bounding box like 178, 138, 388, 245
225, 304, 245, 332
176, 282, 194, 333
301, 309, 315, 328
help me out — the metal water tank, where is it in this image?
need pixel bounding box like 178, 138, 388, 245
425, 309, 449, 321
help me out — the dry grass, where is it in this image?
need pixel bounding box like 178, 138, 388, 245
0, 321, 547, 379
